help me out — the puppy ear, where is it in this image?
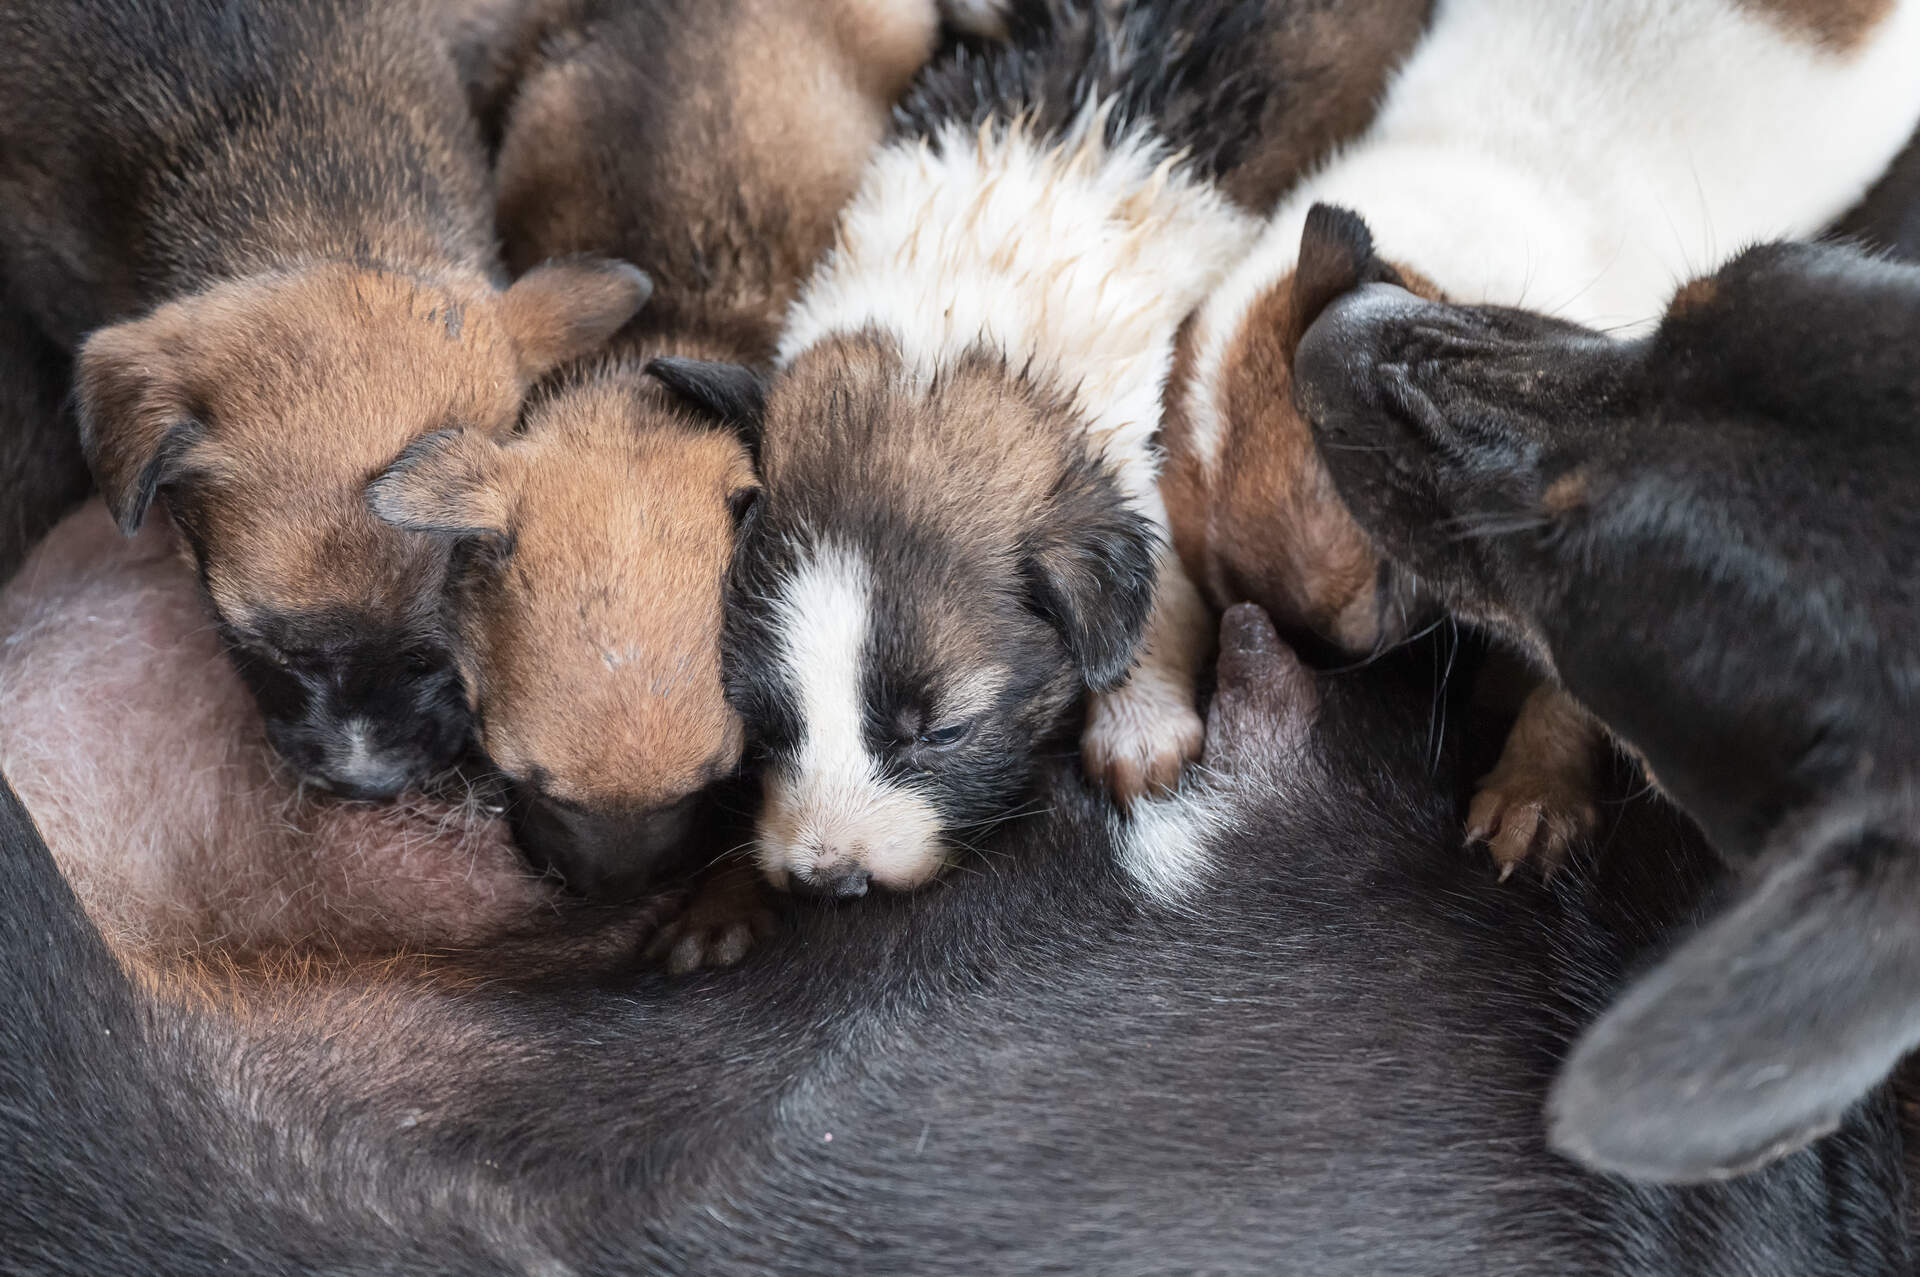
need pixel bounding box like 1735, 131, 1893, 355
501, 256, 652, 379
646, 357, 766, 463
1288, 203, 1408, 353
366, 428, 514, 544
1549, 808, 1920, 1182
73, 315, 204, 535
1022, 457, 1161, 691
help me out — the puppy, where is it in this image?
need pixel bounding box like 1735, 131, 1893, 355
699, 0, 1317, 899
0, 279, 84, 586
1163, 0, 1920, 874
0, 0, 648, 799
4, 598, 1912, 1273
368, 1, 972, 958
1295, 235, 1920, 1183
0, 502, 563, 958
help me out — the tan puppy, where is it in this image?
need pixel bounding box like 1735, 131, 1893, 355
0, 0, 647, 802
369, 0, 985, 965
1165, 0, 1920, 874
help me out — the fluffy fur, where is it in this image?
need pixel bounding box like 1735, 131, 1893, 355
732, 0, 1284, 901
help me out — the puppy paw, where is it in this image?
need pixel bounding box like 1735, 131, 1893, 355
645, 861, 777, 975
1467, 685, 1600, 879
1083, 671, 1204, 808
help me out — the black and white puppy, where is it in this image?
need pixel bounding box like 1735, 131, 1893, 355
1294, 228, 1920, 1183
687, 0, 1283, 897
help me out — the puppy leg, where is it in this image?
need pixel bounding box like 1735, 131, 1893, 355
645, 856, 779, 976
1467, 683, 1601, 879
1083, 550, 1210, 807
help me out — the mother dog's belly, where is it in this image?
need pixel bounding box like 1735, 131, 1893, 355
0, 503, 554, 956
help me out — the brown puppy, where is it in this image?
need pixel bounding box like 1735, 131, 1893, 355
1165, 0, 1920, 875
0, 0, 648, 801
370, 0, 972, 963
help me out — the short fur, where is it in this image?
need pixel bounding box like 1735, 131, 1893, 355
0, 280, 84, 586
0, 601, 1909, 1273
370, 0, 944, 910
1293, 237, 1920, 1181
1164, 0, 1920, 869
0, 0, 648, 797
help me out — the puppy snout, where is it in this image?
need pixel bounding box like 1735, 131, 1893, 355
790, 862, 872, 900
508, 785, 701, 898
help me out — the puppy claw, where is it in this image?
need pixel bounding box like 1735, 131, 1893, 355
1467, 762, 1596, 880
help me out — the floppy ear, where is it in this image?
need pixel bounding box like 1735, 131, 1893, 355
646, 356, 766, 463
1549, 806, 1920, 1182
1022, 456, 1161, 691
501, 256, 653, 379
366, 428, 514, 544
73, 315, 204, 535
1288, 203, 1409, 354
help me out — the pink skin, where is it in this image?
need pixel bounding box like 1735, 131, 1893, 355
0, 502, 557, 957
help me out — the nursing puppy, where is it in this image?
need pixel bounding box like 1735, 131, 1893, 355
1295, 237, 1920, 1182
0, 502, 569, 958
1164, 0, 1920, 873
369, 1, 971, 942
706, 0, 1292, 898
0, 0, 648, 799
3, 603, 1912, 1273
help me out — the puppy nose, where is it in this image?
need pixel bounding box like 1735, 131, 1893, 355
317, 759, 412, 802
791, 865, 871, 900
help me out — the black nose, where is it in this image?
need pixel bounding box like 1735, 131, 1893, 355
790, 866, 871, 900
508, 785, 701, 898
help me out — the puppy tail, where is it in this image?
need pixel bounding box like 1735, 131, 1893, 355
1548, 801, 1920, 1182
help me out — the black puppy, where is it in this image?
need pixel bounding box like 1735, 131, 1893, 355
1294, 210, 1920, 1182
1, 602, 1906, 1273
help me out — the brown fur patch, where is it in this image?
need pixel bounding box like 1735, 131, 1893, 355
1168, 261, 1446, 652
1218, 0, 1435, 211
446, 365, 755, 809
1733, 0, 1893, 50
1668, 275, 1720, 318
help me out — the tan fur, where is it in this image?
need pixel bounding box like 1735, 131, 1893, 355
1165, 261, 1444, 651
1734, 0, 1894, 49
1466, 685, 1601, 879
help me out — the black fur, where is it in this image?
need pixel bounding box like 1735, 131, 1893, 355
1294, 224, 1920, 1182
645, 356, 768, 463
0, 600, 1909, 1272
0, 281, 85, 586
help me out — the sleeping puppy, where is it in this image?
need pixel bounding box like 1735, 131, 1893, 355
701, 0, 1323, 898
0, 0, 647, 800
1294, 234, 1920, 1182
368, 0, 979, 953
1163, 0, 1920, 875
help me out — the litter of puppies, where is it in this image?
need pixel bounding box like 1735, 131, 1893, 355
3, 0, 1920, 1271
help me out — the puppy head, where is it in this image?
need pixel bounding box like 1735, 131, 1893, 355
1295, 234, 1920, 856
1167, 203, 1432, 657
723, 337, 1158, 895
368, 360, 757, 896
75, 258, 650, 798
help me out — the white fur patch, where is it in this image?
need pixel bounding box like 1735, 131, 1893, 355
756, 541, 946, 890
1112, 787, 1231, 904
1181, 0, 1920, 476
780, 106, 1261, 507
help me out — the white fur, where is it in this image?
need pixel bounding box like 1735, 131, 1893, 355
781, 107, 1260, 504
1182, 0, 1920, 474
1113, 787, 1230, 905
756, 541, 947, 890
938, 0, 1012, 38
